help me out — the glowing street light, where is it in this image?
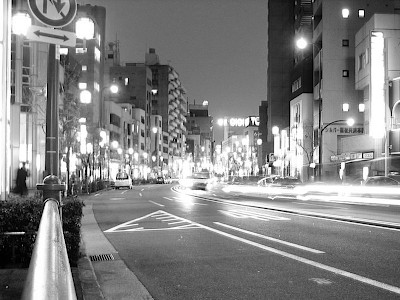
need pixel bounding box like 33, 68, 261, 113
75, 17, 95, 40
11, 12, 32, 36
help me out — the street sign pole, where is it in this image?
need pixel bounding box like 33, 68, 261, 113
44, 43, 59, 177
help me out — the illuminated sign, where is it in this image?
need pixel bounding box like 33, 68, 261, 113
219, 116, 260, 127
370, 31, 386, 138
245, 116, 260, 127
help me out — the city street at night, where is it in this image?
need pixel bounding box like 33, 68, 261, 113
86, 183, 400, 299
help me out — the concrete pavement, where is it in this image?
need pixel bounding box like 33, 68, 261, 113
78, 194, 153, 300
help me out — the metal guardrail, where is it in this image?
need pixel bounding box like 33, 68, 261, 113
21, 198, 77, 300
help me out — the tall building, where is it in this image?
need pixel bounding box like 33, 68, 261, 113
266, 0, 295, 157
146, 48, 188, 177
186, 101, 213, 172
290, 0, 400, 180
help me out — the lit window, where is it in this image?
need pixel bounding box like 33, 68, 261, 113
342, 103, 349, 112
94, 47, 101, 62
59, 48, 68, 55
94, 82, 99, 92
78, 82, 87, 90
82, 65, 87, 71
342, 8, 350, 18
342, 70, 349, 77
359, 103, 365, 112
75, 48, 87, 54
358, 9, 365, 18
125, 78, 129, 85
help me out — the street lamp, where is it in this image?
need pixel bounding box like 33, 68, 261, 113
318, 118, 354, 179
11, 12, 32, 35
296, 37, 323, 179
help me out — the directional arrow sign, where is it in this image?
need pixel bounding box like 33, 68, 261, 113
26, 25, 76, 47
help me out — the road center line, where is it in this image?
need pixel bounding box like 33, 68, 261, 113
149, 200, 164, 207
197, 222, 400, 295
215, 222, 324, 254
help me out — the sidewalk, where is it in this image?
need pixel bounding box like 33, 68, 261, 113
78, 193, 153, 300
0, 191, 153, 300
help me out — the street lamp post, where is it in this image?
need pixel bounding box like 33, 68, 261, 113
296, 37, 323, 179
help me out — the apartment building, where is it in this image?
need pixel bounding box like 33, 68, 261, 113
290, 0, 400, 180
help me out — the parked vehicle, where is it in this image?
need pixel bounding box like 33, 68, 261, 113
114, 172, 133, 189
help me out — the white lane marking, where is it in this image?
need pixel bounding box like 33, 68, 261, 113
168, 220, 187, 225
197, 223, 400, 295
163, 197, 174, 201
95, 193, 101, 196
172, 196, 208, 206
139, 193, 143, 197
295, 202, 348, 209
141, 189, 145, 192
104, 210, 202, 232
219, 209, 290, 221
215, 222, 324, 254
121, 190, 128, 194
110, 197, 125, 201
149, 200, 164, 207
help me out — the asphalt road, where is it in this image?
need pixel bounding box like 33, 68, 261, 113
92, 184, 400, 299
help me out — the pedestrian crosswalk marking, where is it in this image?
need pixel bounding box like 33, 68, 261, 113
104, 210, 202, 233
219, 209, 290, 221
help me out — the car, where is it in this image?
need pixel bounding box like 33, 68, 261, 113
179, 172, 214, 190
271, 176, 302, 188
363, 176, 399, 186
114, 172, 133, 189
257, 175, 280, 187
156, 176, 165, 184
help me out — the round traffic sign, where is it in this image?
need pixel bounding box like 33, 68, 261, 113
28, 0, 77, 28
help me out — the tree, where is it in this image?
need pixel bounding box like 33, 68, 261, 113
59, 55, 81, 195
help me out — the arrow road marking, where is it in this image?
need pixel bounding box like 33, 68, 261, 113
104, 210, 202, 233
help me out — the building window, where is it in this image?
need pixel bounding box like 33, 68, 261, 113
141, 143, 145, 150
358, 9, 365, 18
291, 77, 302, 93
110, 114, 120, 127
342, 8, 350, 18
82, 65, 87, 71
141, 116, 145, 124
342, 39, 349, 47
125, 77, 129, 86
342, 70, 349, 77
108, 53, 114, 59
358, 52, 366, 70
78, 82, 87, 90
75, 48, 87, 54
141, 129, 145, 137
94, 47, 101, 62
94, 82, 99, 91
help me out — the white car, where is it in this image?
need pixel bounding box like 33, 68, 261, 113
180, 172, 214, 190
114, 172, 133, 189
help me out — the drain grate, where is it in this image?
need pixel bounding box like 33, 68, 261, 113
89, 253, 115, 262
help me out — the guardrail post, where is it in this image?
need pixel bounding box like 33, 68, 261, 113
37, 174, 65, 204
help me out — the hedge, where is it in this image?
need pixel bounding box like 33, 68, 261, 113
0, 196, 84, 268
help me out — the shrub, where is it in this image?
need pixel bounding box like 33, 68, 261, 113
0, 196, 84, 268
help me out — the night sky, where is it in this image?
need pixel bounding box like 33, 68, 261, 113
82, 0, 267, 121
